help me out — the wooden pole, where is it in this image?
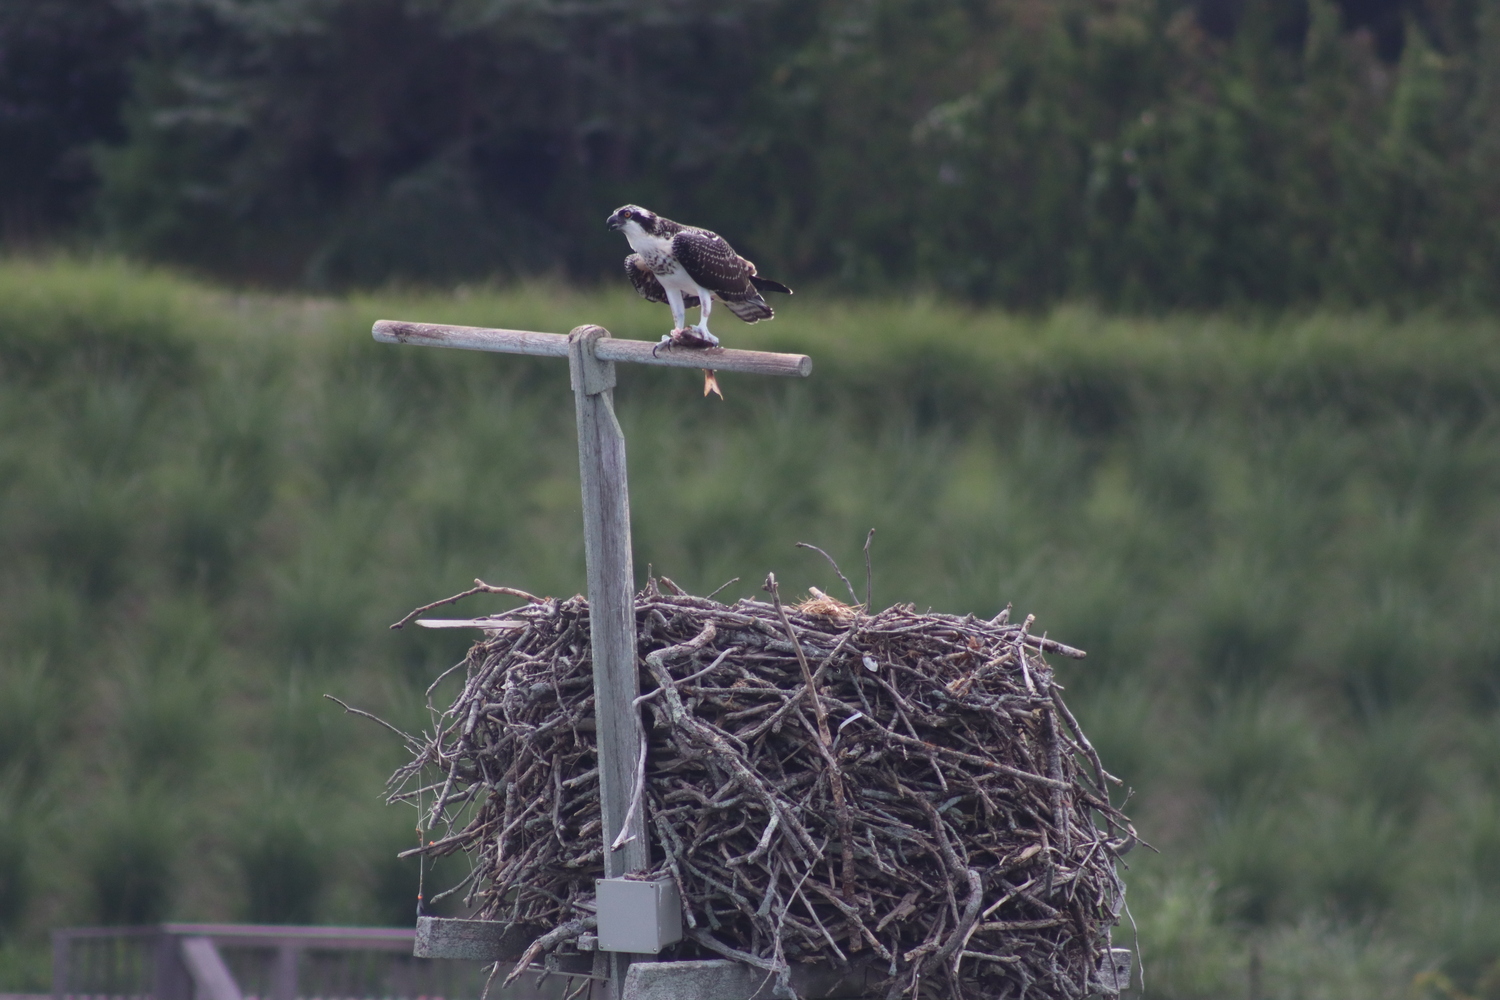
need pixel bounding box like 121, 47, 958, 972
568, 326, 648, 998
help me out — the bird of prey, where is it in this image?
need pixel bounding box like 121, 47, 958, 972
606, 204, 792, 397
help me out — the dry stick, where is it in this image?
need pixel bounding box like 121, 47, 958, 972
391, 579, 544, 630
1024, 634, 1088, 659
323, 694, 420, 747
479, 961, 504, 1000
609, 632, 732, 851
863, 528, 876, 612
858, 717, 1071, 791
424, 657, 471, 702
706, 576, 741, 601
502, 916, 597, 987
734, 626, 862, 744
1048, 685, 1121, 794
1017, 616, 1038, 694
613, 629, 724, 858
426, 863, 482, 904
1044, 700, 1072, 855
806, 881, 895, 962
766, 573, 858, 902
609, 725, 649, 851
795, 542, 861, 607
686, 927, 785, 972
927, 869, 983, 978
644, 637, 820, 859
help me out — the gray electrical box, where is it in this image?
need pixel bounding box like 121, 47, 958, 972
596, 877, 684, 954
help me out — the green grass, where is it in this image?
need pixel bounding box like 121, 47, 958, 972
3, 257, 1500, 997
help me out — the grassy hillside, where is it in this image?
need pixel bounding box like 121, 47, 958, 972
3, 259, 1500, 999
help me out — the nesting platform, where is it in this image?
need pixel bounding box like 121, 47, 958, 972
389, 581, 1136, 1000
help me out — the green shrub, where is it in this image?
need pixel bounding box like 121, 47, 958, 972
0, 804, 27, 935
87, 801, 174, 925
0, 260, 199, 380
0, 657, 64, 795
237, 814, 325, 925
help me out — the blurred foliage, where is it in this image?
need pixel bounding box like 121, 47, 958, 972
0, 0, 140, 240
4, 259, 1500, 997
2, 0, 1499, 306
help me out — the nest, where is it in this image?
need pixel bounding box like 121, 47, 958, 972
388, 576, 1136, 1000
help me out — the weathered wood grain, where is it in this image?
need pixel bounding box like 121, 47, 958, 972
567, 325, 648, 881
373, 320, 812, 378
568, 325, 650, 994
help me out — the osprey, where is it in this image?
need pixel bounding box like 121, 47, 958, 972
607, 205, 792, 397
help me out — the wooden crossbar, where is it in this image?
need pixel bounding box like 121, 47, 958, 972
373, 320, 813, 378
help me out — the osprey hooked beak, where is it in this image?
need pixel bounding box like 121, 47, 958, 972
607, 205, 656, 232
606, 207, 637, 231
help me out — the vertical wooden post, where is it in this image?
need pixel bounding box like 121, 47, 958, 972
568, 325, 649, 998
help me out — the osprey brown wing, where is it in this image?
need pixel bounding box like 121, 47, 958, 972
672, 230, 760, 303
626, 254, 698, 308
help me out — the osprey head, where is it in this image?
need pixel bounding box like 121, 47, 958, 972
607, 205, 659, 234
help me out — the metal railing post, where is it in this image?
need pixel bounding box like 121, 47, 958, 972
155, 927, 192, 1000
271, 945, 298, 1000
50, 929, 70, 1000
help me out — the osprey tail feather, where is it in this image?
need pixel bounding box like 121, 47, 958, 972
723, 296, 775, 323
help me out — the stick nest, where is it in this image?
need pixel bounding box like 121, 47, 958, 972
389, 579, 1136, 1000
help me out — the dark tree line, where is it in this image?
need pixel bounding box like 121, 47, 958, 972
3, 0, 1497, 307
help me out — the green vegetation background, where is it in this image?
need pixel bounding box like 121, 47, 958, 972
7, 0, 1500, 308
4, 259, 1500, 998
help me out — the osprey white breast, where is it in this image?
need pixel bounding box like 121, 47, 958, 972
618, 220, 677, 272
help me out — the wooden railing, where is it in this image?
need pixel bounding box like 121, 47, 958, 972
49, 924, 554, 1000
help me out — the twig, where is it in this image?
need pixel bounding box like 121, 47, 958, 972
391, 579, 544, 630
323, 695, 418, 745
503, 917, 596, 987
795, 542, 861, 607
864, 528, 876, 612
686, 928, 786, 972
610, 724, 648, 851
706, 577, 741, 601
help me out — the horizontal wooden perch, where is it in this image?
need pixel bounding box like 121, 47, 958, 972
372, 320, 813, 378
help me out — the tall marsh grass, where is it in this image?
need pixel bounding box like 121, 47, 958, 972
3, 259, 1500, 997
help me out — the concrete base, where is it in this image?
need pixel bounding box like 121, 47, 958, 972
622, 959, 872, 1000
414, 917, 537, 961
